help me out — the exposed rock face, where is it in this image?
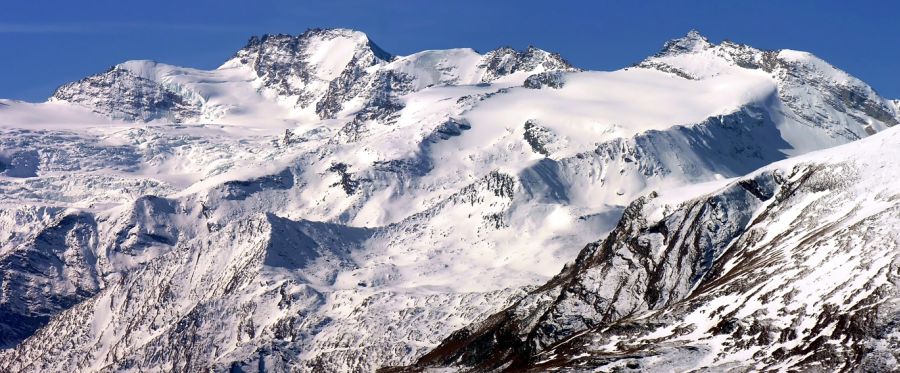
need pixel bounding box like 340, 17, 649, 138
0, 213, 99, 348
51, 68, 201, 122
522, 120, 561, 156
333, 70, 413, 142
234, 29, 393, 113
523, 71, 566, 89
479, 46, 577, 82
229, 28, 401, 129
2, 29, 900, 373
658, 29, 714, 56
400, 126, 900, 372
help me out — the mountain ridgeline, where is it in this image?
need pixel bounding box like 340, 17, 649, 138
0, 29, 897, 372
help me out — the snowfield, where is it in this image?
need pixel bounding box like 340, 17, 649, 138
0, 28, 897, 372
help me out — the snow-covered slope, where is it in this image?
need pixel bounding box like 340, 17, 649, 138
405, 124, 900, 373
0, 29, 897, 372
46, 28, 576, 128
639, 30, 897, 149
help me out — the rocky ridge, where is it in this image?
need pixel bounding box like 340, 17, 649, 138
400, 124, 900, 372
1, 29, 898, 372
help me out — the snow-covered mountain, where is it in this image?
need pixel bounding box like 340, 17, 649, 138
0, 29, 897, 372
402, 122, 900, 373
48, 28, 576, 127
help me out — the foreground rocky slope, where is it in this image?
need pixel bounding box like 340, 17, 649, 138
400, 125, 900, 372
0, 29, 897, 372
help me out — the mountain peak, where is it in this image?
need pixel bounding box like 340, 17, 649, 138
240, 28, 392, 62
657, 29, 714, 56
227, 27, 396, 112
6, 25, 900, 373
478, 45, 577, 82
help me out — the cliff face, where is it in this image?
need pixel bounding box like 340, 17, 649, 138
51, 67, 202, 122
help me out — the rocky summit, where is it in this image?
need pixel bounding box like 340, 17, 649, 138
0, 28, 898, 372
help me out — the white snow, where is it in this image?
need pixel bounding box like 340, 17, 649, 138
1, 29, 898, 373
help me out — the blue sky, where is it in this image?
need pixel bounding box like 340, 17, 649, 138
2, 0, 898, 101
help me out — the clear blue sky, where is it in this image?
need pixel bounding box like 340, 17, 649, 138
2, 0, 898, 101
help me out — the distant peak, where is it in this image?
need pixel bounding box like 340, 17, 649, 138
299, 27, 370, 42
478, 44, 577, 82
657, 30, 714, 56
481, 45, 572, 67
484, 45, 550, 55
247, 28, 365, 44
240, 28, 392, 61
685, 29, 706, 40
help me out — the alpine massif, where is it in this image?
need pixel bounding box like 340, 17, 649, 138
0, 29, 897, 372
